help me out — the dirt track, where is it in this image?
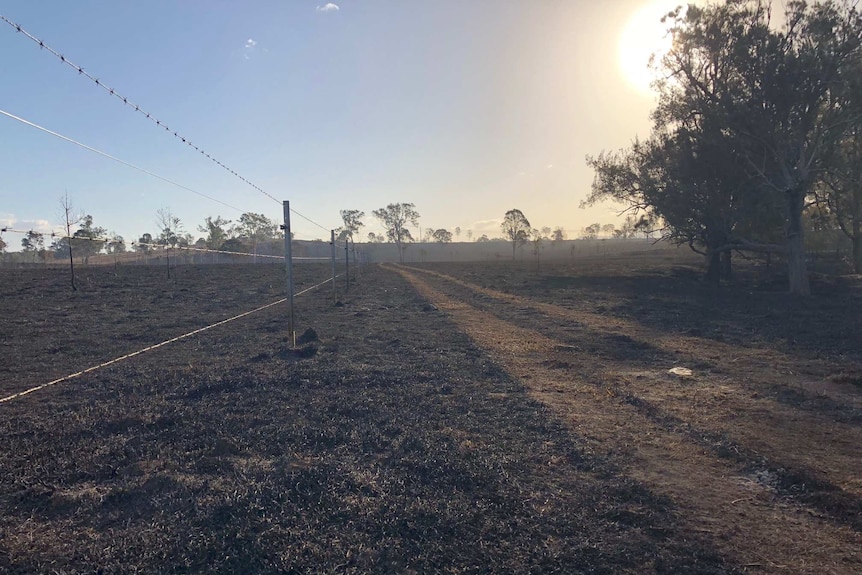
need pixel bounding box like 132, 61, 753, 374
391, 262, 861, 574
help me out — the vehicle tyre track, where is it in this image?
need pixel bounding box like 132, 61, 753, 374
388, 264, 861, 574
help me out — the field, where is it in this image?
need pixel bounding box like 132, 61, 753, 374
0, 253, 860, 574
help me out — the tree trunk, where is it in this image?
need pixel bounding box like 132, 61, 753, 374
705, 250, 721, 285
785, 189, 810, 295
68, 243, 76, 291
721, 250, 732, 281
852, 220, 862, 274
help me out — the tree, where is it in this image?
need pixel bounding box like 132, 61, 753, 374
530, 228, 546, 270
57, 194, 84, 289
136, 233, 154, 255
466, 229, 473, 241
613, 215, 641, 239
373, 203, 420, 263
654, 0, 862, 294
501, 209, 531, 259
198, 216, 232, 250
455, 226, 461, 241
0, 235, 6, 255
21, 231, 45, 263
234, 212, 279, 242
433, 228, 453, 243
476, 234, 490, 242
551, 227, 567, 243
337, 209, 365, 243
155, 207, 183, 277
817, 66, 862, 272
586, 126, 766, 282
71, 215, 108, 264
581, 223, 601, 239
106, 235, 126, 254
423, 228, 436, 243
156, 208, 183, 248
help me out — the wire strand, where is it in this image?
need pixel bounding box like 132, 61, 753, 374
0, 14, 280, 203
0, 108, 246, 212
0, 16, 342, 239
0, 273, 342, 405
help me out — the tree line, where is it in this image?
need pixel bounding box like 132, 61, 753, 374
585, 0, 862, 294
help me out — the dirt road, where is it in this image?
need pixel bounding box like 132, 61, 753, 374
391, 263, 861, 574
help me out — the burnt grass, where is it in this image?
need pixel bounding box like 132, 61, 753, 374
0, 263, 732, 573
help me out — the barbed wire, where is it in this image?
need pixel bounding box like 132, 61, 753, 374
0, 15, 343, 236
0, 14, 281, 203
132, 241, 331, 261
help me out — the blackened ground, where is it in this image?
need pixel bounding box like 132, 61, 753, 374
0, 262, 730, 574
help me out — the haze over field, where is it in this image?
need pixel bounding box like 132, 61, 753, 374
0, 1, 684, 247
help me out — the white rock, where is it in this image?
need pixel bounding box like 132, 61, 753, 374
668, 367, 694, 377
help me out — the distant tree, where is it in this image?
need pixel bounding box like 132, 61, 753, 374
501, 209, 531, 259
601, 224, 616, 237
136, 233, 154, 255
234, 212, 279, 242
367, 232, 384, 243
551, 227, 567, 243
454, 226, 461, 241
373, 203, 420, 263
476, 234, 490, 242
0, 235, 6, 255
71, 215, 107, 265
433, 228, 453, 243
613, 215, 641, 239
466, 229, 473, 241
21, 231, 45, 263
198, 216, 232, 250
423, 228, 435, 243
155, 207, 183, 277
58, 193, 84, 290
156, 208, 183, 248
530, 228, 545, 271
106, 234, 126, 254
337, 209, 365, 243
581, 223, 601, 239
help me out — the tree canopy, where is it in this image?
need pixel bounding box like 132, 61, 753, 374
501, 209, 531, 259
373, 203, 420, 263
234, 212, 280, 243
585, 0, 862, 293
338, 209, 365, 243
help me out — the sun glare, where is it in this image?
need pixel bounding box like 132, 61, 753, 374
618, 1, 682, 95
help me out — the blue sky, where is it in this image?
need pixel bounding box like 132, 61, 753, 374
0, 0, 673, 248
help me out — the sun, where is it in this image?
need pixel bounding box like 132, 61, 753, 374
618, 1, 683, 95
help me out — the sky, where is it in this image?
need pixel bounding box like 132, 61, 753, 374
0, 0, 685, 249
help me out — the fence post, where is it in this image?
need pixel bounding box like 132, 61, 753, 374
331, 230, 337, 303
282, 201, 295, 346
